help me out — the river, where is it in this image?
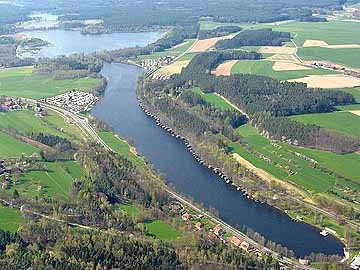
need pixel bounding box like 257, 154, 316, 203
91, 62, 344, 258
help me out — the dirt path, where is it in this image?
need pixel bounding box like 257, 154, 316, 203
214, 93, 249, 117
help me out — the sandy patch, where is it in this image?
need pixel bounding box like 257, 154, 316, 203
272, 62, 310, 71
213, 60, 238, 76
322, 44, 360, 49
350, 110, 360, 117
258, 46, 296, 55
288, 74, 360, 88
267, 54, 301, 64
303, 40, 329, 47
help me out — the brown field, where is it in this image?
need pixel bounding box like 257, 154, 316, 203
213, 60, 238, 76
350, 110, 360, 117
155, 60, 190, 76
258, 46, 296, 55
288, 74, 360, 88
302, 40, 329, 47
267, 54, 301, 64
323, 44, 360, 49
272, 62, 310, 71
189, 37, 223, 52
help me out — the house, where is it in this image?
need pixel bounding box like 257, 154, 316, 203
195, 222, 203, 231
182, 212, 191, 221
213, 224, 225, 237
208, 231, 217, 240
230, 236, 242, 247
299, 259, 310, 266
240, 241, 250, 252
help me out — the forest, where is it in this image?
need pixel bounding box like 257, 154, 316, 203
198, 26, 242, 40
215, 29, 291, 49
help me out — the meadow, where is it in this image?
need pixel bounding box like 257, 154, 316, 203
290, 112, 360, 139
0, 67, 102, 100
271, 21, 360, 46
298, 47, 360, 69
0, 131, 39, 157
119, 204, 140, 219
191, 87, 234, 110
0, 110, 84, 141
139, 40, 195, 59
144, 220, 182, 242
230, 60, 336, 81
221, 124, 360, 196
0, 205, 22, 232
7, 161, 83, 201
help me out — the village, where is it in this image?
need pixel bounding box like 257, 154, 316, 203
0, 97, 47, 116
139, 56, 175, 80
40, 90, 98, 113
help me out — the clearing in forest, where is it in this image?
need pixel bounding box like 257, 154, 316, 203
258, 46, 296, 55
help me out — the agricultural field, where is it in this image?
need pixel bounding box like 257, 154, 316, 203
271, 21, 360, 46
0, 66, 102, 100
155, 60, 190, 76
221, 124, 360, 198
0, 132, 39, 157
0, 205, 22, 232
0, 110, 84, 141
230, 60, 336, 81
6, 161, 82, 201
144, 220, 182, 242
191, 87, 234, 110
298, 47, 360, 70
139, 39, 195, 59
290, 112, 360, 139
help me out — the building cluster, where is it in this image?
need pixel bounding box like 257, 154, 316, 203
152, 73, 171, 81
0, 98, 46, 116
311, 62, 360, 77
140, 56, 175, 73
0, 160, 11, 189
41, 90, 98, 113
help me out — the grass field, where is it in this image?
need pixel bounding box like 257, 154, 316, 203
8, 161, 79, 201
0, 110, 84, 140
139, 40, 195, 59
155, 60, 190, 76
119, 204, 139, 219
221, 124, 360, 196
298, 47, 360, 69
99, 131, 146, 169
0, 205, 22, 232
191, 87, 234, 110
144, 220, 182, 241
0, 67, 102, 99
230, 60, 336, 81
0, 131, 39, 157
290, 112, 360, 139
271, 21, 360, 46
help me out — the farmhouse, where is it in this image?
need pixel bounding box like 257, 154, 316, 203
195, 222, 203, 231
182, 212, 191, 221
240, 241, 250, 252
213, 224, 225, 237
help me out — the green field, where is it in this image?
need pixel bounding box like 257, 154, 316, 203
0, 67, 102, 99
191, 87, 234, 110
290, 112, 360, 139
298, 47, 360, 69
0, 110, 84, 140
272, 21, 360, 46
0, 205, 22, 232
8, 161, 79, 201
230, 60, 337, 80
221, 124, 360, 196
0, 132, 39, 157
199, 20, 251, 31
119, 204, 140, 219
99, 131, 146, 169
144, 220, 182, 241
139, 40, 195, 59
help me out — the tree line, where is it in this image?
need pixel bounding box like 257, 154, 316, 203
198, 25, 242, 40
